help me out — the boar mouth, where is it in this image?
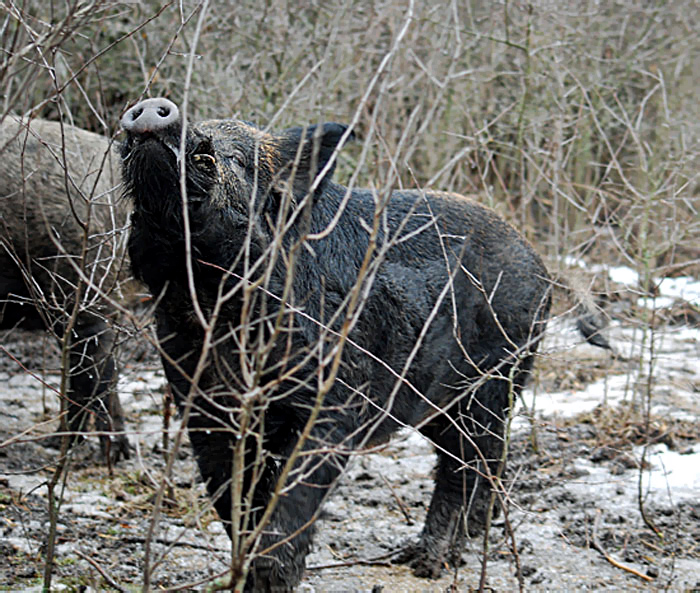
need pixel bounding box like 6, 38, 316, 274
120, 132, 175, 178
122, 130, 218, 211
121, 133, 182, 209
125, 132, 180, 162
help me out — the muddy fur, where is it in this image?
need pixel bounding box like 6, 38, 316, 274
0, 117, 130, 461
121, 98, 551, 591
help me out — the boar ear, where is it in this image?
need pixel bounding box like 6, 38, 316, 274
276, 122, 354, 200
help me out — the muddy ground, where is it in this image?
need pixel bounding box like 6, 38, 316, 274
1, 310, 699, 591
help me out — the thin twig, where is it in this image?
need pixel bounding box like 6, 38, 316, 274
75, 550, 127, 593
307, 549, 401, 571
122, 536, 228, 553
591, 512, 654, 583
379, 474, 413, 525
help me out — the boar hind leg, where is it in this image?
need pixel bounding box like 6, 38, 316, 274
398, 389, 508, 578
66, 312, 129, 461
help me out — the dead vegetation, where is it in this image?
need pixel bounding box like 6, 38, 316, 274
1, 0, 698, 590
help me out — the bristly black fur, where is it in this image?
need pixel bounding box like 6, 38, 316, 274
121, 101, 551, 591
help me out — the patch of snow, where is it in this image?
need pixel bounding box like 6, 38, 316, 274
23, 585, 70, 593
657, 275, 700, 305
640, 295, 676, 308
61, 503, 114, 520
563, 255, 586, 268
606, 265, 641, 287
519, 373, 632, 421
563, 258, 700, 308
117, 369, 167, 411
7, 372, 52, 389
563, 445, 700, 508
3, 473, 46, 495
524, 323, 700, 424
638, 443, 700, 499
5, 537, 39, 556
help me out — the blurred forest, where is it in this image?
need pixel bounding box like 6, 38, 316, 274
2, 0, 698, 276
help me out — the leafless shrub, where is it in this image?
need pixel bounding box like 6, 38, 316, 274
0, 0, 697, 590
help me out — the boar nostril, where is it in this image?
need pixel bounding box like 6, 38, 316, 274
121, 98, 180, 135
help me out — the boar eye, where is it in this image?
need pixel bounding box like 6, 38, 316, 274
227, 149, 247, 169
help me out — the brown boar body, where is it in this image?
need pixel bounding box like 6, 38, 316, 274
0, 117, 129, 461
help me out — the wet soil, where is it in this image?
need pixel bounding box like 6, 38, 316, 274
1, 319, 699, 591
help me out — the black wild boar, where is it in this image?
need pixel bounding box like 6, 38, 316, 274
0, 116, 130, 461
121, 97, 551, 589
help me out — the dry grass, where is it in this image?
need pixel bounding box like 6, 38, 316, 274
1, 1, 698, 590
3, 1, 697, 269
